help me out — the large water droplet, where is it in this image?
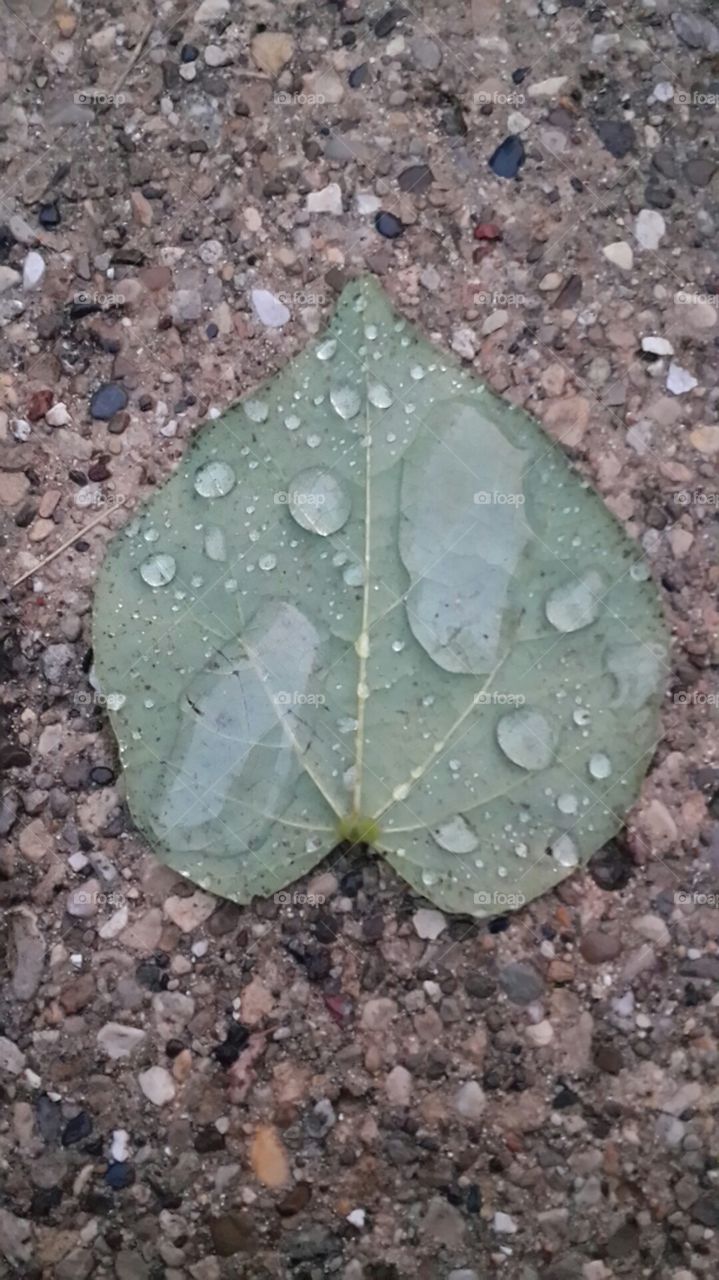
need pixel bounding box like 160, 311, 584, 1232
139, 553, 176, 587
410, 365, 426, 380
285, 414, 301, 431
551, 834, 579, 868
203, 526, 226, 561
330, 384, 362, 421
243, 399, 268, 423
573, 707, 591, 726
496, 708, 556, 771
288, 467, 352, 536
368, 382, 394, 409
545, 571, 603, 632
316, 338, 337, 361
259, 553, 277, 571
343, 563, 364, 586
588, 752, 611, 779
193, 461, 236, 498
557, 792, 578, 815
432, 815, 479, 853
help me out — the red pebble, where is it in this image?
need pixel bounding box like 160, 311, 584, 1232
473, 222, 502, 241
26, 389, 54, 421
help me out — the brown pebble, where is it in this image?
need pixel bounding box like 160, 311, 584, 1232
594, 1044, 623, 1074
38, 490, 61, 519
108, 411, 129, 435
547, 959, 574, 983
27, 389, 54, 422
59, 973, 96, 1014
580, 930, 622, 964
277, 1182, 312, 1217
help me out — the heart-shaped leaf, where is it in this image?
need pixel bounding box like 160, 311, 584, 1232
93, 277, 668, 916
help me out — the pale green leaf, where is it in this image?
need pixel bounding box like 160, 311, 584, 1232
93, 277, 668, 915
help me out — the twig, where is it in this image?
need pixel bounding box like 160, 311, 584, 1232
11, 498, 127, 589
111, 18, 154, 96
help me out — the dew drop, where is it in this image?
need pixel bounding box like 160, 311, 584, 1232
391, 640, 404, 653
330, 384, 362, 420
203, 526, 226, 562
143, 526, 160, 543
557, 792, 578, 815
288, 467, 352, 536
573, 707, 591, 726
368, 382, 393, 409
259, 553, 277, 571
316, 338, 337, 360
588, 752, 611, 779
392, 782, 410, 801
545, 570, 603, 632
343, 563, 364, 586
496, 708, 556, 771
193, 460, 236, 498
364, 323, 378, 340
139, 553, 176, 587
421, 869, 438, 887
306, 434, 321, 449
513, 842, 528, 858
410, 365, 426, 380
243, 399, 268, 423
630, 560, 650, 581
551, 834, 579, 868
285, 414, 301, 431
432, 815, 479, 853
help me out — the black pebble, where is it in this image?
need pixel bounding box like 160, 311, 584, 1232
90, 766, 114, 786
30, 1187, 63, 1218
206, 322, 219, 339
181, 44, 199, 62
375, 211, 404, 239
489, 135, 525, 179
592, 118, 636, 159
349, 63, 369, 89
105, 1162, 135, 1190
374, 6, 409, 37
62, 1111, 93, 1146
38, 202, 61, 229
90, 383, 128, 421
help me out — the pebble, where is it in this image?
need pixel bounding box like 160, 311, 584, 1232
411, 36, 441, 69
493, 1211, 518, 1234
634, 209, 666, 250
0, 1036, 26, 1075
355, 192, 380, 215
375, 211, 404, 239
45, 402, 70, 426
642, 336, 673, 356
632, 913, 670, 948
22, 251, 45, 291
454, 1080, 486, 1121
528, 75, 567, 98
250, 1126, 289, 1187
450, 327, 477, 360
194, 0, 229, 21
306, 183, 343, 216
66, 878, 100, 918
666, 362, 697, 395
489, 135, 525, 179
250, 288, 290, 328
0, 266, 21, 293
482, 310, 508, 336
90, 383, 128, 420
689, 425, 719, 455
672, 11, 719, 53
42, 642, 74, 684
526, 1019, 554, 1046
499, 963, 544, 1005
138, 1065, 176, 1106
97, 1022, 146, 1059
164, 889, 216, 932
593, 119, 635, 158
204, 44, 230, 67
580, 931, 622, 964
251, 32, 294, 76
413, 907, 447, 939
386, 1064, 413, 1105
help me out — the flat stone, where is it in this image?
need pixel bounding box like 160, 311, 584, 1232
493, 1211, 518, 1234
250, 288, 290, 328
90, 383, 128, 420
689, 425, 719, 455
23, 251, 45, 291
306, 183, 343, 216
603, 240, 635, 270
412, 908, 447, 939
642, 336, 673, 356
528, 75, 567, 98
194, 0, 229, 21
0, 1036, 26, 1075
454, 1080, 486, 1121
580, 930, 622, 964
10, 908, 45, 1000
499, 962, 544, 1005
666, 362, 697, 395
410, 36, 441, 69
250, 1125, 290, 1187
672, 11, 719, 53
97, 1022, 146, 1059
634, 208, 666, 250
251, 32, 294, 76
164, 889, 217, 932
385, 1064, 413, 1106
482, 309, 508, 336
632, 913, 670, 948
138, 1065, 176, 1106
0, 266, 21, 293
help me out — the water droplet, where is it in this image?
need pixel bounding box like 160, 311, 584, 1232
421, 868, 438, 887
316, 338, 337, 360
410, 365, 426, 380
143, 526, 160, 543
573, 707, 591, 726
392, 782, 410, 801
588, 752, 611, 779
545, 570, 603, 633
285, 414, 301, 431
368, 382, 393, 409
259, 553, 277, 571
330, 384, 361, 420
551, 834, 579, 868
139, 553, 176, 587
630, 560, 650, 581
203, 526, 226, 561
432, 815, 479, 853
513, 842, 528, 858
343, 563, 364, 587
496, 709, 556, 771
557, 792, 578, 815
193, 460, 236, 498
355, 632, 370, 658
288, 468, 352, 536
391, 640, 404, 653
243, 399, 268, 423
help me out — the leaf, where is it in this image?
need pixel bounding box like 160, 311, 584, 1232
93, 277, 668, 916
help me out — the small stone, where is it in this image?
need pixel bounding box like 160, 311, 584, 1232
689, 425, 719, 455
580, 931, 622, 964
0, 1036, 26, 1075
277, 1183, 312, 1217
601, 240, 629, 270
250, 288, 290, 328
22, 251, 45, 291
386, 1064, 413, 1106
672, 12, 719, 54
489, 135, 525, 179
398, 163, 433, 194
10, 909, 45, 1000
528, 76, 567, 98
482, 309, 508, 336
97, 1023, 146, 1059
526, 1019, 554, 1046
493, 1212, 518, 1234
593, 119, 635, 158
422, 1196, 466, 1247
138, 1065, 176, 1106
209, 1212, 256, 1257
375, 211, 404, 239
360, 997, 398, 1031
66, 878, 100, 918
499, 962, 544, 1005
642, 336, 673, 356
303, 68, 345, 104
454, 1080, 486, 1121
251, 32, 294, 76
250, 1125, 289, 1187
410, 36, 441, 69
634, 209, 666, 250
541, 394, 590, 448
204, 44, 230, 67
45, 402, 70, 426
539, 271, 563, 291
306, 183, 343, 216
666, 362, 697, 395
632, 913, 670, 948
90, 383, 128, 420
412, 908, 447, 939
0, 265, 21, 292
194, 0, 229, 21
354, 192, 380, 215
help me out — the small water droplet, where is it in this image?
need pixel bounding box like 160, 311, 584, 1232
588, 752, 611, 779
513, 842, 528, 858
194, 461, 236, 498
203, 526, 226, 561
330, 384, 362, 420
259, 553, 277, 571
421, 868, 438, 887
288, 468, 352, 537
557, 792, 578, 815
285, 414, 301, 431
368, 382, 394, 409
139, 553, 176, 587
630, 560, 650, 581
391, 640, 404, 653
410, 365, 425, 380
552, 834, 579, 868
573, 708, 591, 726
343, 563, 364, 586
243, 399, 268, 423
306, 434, 321, 449
316, 338, 337, 360
143, 526, 160, 543
497, 709, 556, 771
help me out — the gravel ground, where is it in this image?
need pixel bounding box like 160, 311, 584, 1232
1, 1, 719, 1277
